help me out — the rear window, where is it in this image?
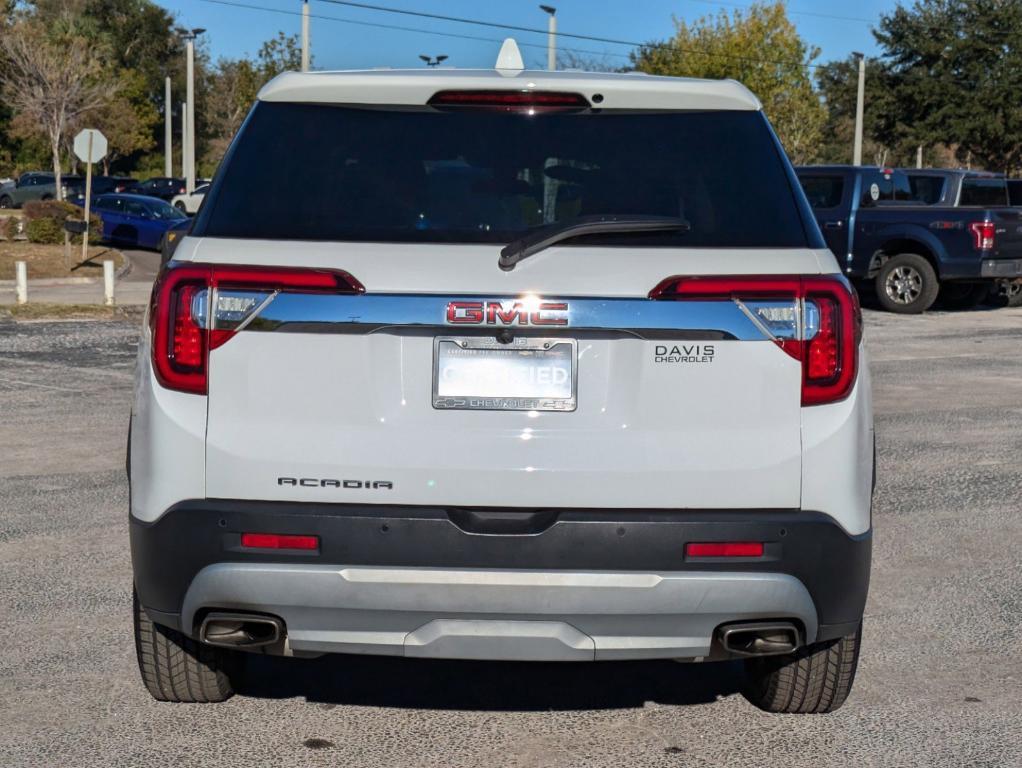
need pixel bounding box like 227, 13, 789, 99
1008, 180, 1022, 206
798, 175, 844, 208
908, 175, 945, 205
959, 178, 1008, 206
199, 102, 809, 248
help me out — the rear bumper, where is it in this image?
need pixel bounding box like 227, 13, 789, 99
131, 501, 871, 661
981, 258, 1022, 278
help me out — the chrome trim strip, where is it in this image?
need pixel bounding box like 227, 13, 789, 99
225, 293, 773, 341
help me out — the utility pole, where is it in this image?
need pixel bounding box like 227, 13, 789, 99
178, 27, 206, 193
852, 52, 865, 166
180, 101, 187, 178
301, 0, 310, 72
164, 77, 172, 177
540, 5, 557, 71
916, 145, 923, 169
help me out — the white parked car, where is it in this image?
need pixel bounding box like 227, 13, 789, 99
129, 40, 873, 713
170, 183, 208, 215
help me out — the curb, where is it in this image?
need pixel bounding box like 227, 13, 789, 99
0, 250, 132, 286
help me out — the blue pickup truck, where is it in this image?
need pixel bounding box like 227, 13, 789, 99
796, 165, 1022, 312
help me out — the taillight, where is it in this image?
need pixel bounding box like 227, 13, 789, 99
969, 221, 995, 251
649, 275, 861, 406
428, 90, 591, 113
150, 264, 364, 394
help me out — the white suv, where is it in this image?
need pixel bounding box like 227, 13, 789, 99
130, 45, 873, 713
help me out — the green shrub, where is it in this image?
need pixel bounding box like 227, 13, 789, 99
0, 216, 21, 240
21, 199, 101, 245
25, 216, 64, 244
23, 199, 77, 221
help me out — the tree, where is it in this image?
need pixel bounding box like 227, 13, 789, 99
256, 31, 303, 78
201, 32, 303, 170
87, 68, 159, 173
204, 57, 260, 163
815, 56, 903, 165
0, 15, 117, 196
630, 2, 825, 163
873, 0, 1022, 172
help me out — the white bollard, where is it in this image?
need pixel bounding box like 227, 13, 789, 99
15, 260, 27, 304
103, 259, 115, 306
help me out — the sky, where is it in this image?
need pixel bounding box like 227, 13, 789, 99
156, 0, 901, 72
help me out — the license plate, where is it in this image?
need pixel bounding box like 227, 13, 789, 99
433, 337, 577, 411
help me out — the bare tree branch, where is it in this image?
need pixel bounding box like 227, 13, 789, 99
0, 17, 118, 197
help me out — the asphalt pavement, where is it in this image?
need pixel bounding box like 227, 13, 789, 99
0, 307, 1020, 767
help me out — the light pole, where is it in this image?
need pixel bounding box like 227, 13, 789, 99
177, 27, 206, 193
164, 77, 172, 177
540, 5, 556, 71
419, 54, 448, 67
180, 102, 187, 178
852, 51, 865, 166
301, 0, 310, 72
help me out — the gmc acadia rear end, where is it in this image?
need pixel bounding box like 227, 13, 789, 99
130, 47, 873, 713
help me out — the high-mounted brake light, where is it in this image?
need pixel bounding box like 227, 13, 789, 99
649, 275, 861, 406
150, 264, 364, 394
428, 90, 591, 113
969, 221, 995, 251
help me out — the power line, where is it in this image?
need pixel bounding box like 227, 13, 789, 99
199, 0, 632, 61
687, 0, 875, 25
314, 0, 826, 70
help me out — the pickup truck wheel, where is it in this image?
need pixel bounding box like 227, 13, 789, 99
875, 254, 938, 313
133, 586, 239, 703
0, 194, 12, 209
938, 282, 989, 310
742, 621, 862, 714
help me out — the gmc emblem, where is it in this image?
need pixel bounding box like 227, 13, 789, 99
446, 300, 569, 326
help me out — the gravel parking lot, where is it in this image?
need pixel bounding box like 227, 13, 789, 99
1, 307, 1020, 767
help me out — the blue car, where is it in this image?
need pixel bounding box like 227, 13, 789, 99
90, 193, 189, 250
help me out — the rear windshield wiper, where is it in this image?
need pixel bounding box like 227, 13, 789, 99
498, 214, 691, 271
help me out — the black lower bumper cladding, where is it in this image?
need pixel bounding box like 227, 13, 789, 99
131, 501, 870, 642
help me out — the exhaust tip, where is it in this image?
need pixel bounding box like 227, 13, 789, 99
719, 622, 800, 658
199, 612, 284, 649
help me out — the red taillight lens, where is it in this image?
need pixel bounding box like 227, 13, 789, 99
428, 90, 591, 112
806, 297, 838, 380
649, 275, 860, 406
969, 221, 995, 250
150, 264, 364, 394
240, 533, 319, 550
686, 542, 764, 558
171, 283, 205, 369
150, 264, 210, 394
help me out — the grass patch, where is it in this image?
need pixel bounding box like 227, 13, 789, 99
1, 303, 143, 320
0, 242, 125, 280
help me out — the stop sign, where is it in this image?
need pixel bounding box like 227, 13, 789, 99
73, 129, 108, 164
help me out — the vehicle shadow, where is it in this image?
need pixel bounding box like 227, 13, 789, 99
236, 653, 744, 711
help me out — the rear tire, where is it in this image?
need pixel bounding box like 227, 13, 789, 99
0, 194, 12, 208
133, 586, 238, 703
875, 253, 938, 314
742, 622, 862, 714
